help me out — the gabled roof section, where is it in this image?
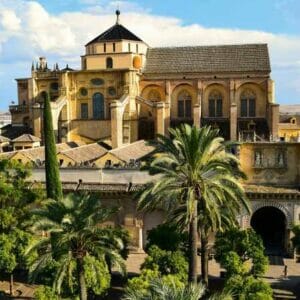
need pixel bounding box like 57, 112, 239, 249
143, 44, 271, 75
86, 24, 143, 46
109, 140, 154, 162
12, 134, 41, 143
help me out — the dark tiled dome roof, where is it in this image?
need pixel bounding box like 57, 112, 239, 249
86, 24, 143, 46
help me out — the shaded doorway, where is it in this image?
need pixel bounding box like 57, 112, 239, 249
250, 206, 286, 255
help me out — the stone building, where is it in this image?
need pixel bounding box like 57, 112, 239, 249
5, 11, 300, 256
10, 11, 278, 147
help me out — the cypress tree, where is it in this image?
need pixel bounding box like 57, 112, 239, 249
43, 92, 63, 200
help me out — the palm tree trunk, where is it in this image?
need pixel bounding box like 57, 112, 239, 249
188, 199, 198, 284
200, 228, 209, 286
77, 257, 87, 300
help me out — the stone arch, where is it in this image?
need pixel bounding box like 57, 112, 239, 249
141, 85, 165, 101
249, 201, 293, 228
203, 83, 229, 118
236, 82, 266, 118
171, 84, 197, 120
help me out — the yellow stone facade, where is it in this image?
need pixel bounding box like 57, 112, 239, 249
11, 13, 279, 148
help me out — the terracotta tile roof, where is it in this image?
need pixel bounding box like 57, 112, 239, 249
109, 140, 154, 162
12, 134, 41, 143
0, 135, 10, 143
0, 143, 73, 162
59, 143, 108, 163
143, 44, 271, 75
244, 184, 300, 195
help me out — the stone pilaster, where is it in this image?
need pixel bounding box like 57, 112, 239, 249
32, 103, 42, 140
194, 80, 202, 128
230, 80, 237, 141
156, 102, 165, 136
110, 101, 123, 149
164, 80, 171, 134
270, 103, 279, 139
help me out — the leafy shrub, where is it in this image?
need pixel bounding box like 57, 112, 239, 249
34, 286, 58, 300
84, 255, 111, 296
146, 223, 188, 254
141, 245, 188, 281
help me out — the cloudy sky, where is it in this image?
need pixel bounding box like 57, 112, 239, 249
0, 0, 299, 110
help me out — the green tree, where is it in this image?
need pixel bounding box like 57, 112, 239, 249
26, 193, 126, 300
0, 160, 41, 295
137, 124, 249, 284
146, 223, 188, 254
141, 245, 188, 282
43, 92, 63, 200
291, 224, 300, 251
215, 228, 268, 277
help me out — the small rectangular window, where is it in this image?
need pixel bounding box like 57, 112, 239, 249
128, 43, 131, 52
136, 44, 139, 53
209, 99, 216, 117
249, 98, 256, 117
81, 103, 88, 119
241, 99, 248, 117
216, 98, 223, 117
178, 101, 184, 118
185, 100, 192, 118
113, 43, 116, 52
103, 43, 106, 53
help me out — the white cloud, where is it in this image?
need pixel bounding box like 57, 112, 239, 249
0, 0, 299, 106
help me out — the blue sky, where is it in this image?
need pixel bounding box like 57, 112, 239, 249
0, 0, 299, 111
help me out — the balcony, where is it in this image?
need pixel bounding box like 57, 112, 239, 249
9, 105, 29, 114
36, 71, 59, 79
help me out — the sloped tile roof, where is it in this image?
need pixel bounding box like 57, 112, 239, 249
0, 135, 10, 143
12, 134, 41, 143
0, 143, 74, 162
109, 140, 154, 162
86, 24, 143, 46
143, 44, 271, 74
59, 143, 108, 163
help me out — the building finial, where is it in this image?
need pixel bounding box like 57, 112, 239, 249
116, 9, 120, 24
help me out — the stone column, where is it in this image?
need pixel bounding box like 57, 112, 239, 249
230, 80, 237, 141
165, 80, 171, 135
270, 103, 279, 139
110, 101, 123, 149
32, 103, 42, 139
194, 80, 202, 128
156, 102, 165, 136
267, 79, 275, 103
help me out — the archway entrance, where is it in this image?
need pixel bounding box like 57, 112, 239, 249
251, 206, 286, 255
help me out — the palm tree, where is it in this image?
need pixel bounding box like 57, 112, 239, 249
26, 193, 126, 300
137, 124, 249, 284
123, 277, 233, 300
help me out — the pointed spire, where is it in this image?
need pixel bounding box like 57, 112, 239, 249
36, 62, 39, 70
31, 61, 35, 71
45, 62, 48, 70
116, 9, 120, 24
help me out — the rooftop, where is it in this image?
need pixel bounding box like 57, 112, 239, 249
110, 140, 155, 162
143, 44, 271, 75
12, 134, 41, 143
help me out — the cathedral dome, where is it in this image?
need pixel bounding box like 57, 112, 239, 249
85, 11, 143, 46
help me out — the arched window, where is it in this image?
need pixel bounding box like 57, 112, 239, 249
241, 89, 256, 117
148, 89, 161, 102
106, 57, 113, 69
208, 90, 223, 117
178, 90, 192, 118
92, 93, 105, 119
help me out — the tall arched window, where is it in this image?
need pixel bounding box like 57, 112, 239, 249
241, 89, 256, 117
148, 89, 161, 102
208, 90, 223, 117
93, 93, 105, 119
106, 57, 113, 69
178, 90, 192, 118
